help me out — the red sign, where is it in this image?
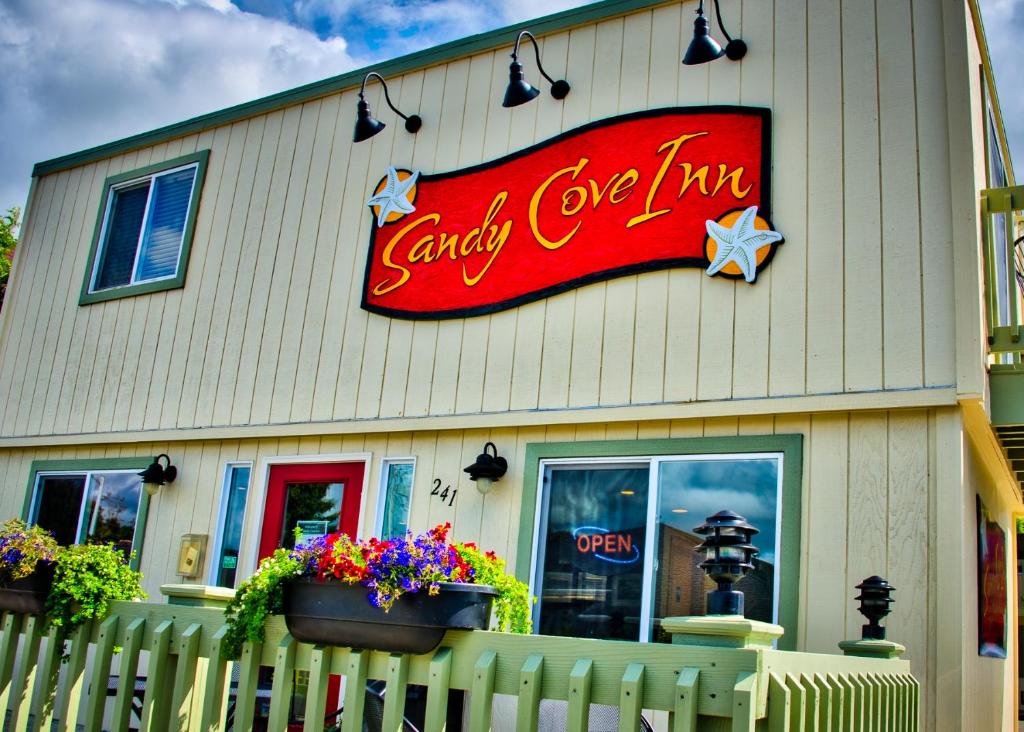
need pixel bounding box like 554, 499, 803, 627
361, 107, 779, 320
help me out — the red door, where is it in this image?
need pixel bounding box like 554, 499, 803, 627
258, 462, 365, 560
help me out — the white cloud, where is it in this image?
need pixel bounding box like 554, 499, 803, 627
0, 0, 361, 210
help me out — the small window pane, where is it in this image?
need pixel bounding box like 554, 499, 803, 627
33, 475, 87, 545
95, 183, 149, 290
538, 465, 650, 641
381, 462, 414, 539
136, 168, 196, 281
80, 472, 142, 556
215, 466, 251, 588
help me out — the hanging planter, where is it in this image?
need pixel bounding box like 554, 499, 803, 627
224, 523, 533, 660
283, 577, 496, 653
0, 561, 54, 615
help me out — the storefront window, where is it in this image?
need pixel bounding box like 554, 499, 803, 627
533, 454, 782, 643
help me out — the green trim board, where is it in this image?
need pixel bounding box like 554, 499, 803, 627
31, 0, 672, 179
23, 457, 153, 571
516, 434, 803, 650
78, 150, 210, 306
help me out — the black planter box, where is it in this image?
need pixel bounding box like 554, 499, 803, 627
282, 579, 496, 654
0, 562, 55, 615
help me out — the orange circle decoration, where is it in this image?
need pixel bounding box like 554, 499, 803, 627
370, 169, 418, 225
703, 208, 783, 280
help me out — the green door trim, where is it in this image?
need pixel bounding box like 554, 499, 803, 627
517, 434, 803, 650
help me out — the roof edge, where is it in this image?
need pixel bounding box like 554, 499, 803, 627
32, 0, 669, 179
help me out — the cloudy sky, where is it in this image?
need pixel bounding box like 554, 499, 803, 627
0, 0, 1020, 214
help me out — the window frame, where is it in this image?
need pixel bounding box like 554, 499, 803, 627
79, 150, 210, 305
208, 461, 253, 587
374, 457, 416, 538
518, 435, 803, 650
22, 457, 153, 570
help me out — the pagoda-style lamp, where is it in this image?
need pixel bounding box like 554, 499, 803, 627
463, 442, 508, 495
138, 454, 177, 497
694, 510, 759, 615
502, 30, 571, 107
682, 0, 746, 65
353, 71, 423, 143
854, 576, 895, 640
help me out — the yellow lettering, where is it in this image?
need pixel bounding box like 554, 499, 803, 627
712, 164, 752, 198
373, 213, 440, 295
408, 234, 436, 263
463, 193, 511, 286
627, 132, 707, 228
587, 173, 620, 206
677, 163, 710, 197
529, 158, 588, 249
561, 186, 587, 217
609, 169, 638, 204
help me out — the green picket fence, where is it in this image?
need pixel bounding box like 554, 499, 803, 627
0, 600, 917, 732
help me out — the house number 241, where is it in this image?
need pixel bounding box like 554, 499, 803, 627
431, 479, 457, 506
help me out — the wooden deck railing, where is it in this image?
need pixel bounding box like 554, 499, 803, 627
0, 600, 917, 732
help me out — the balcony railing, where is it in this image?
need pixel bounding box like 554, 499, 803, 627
0, 598, 917, 731
983, 185, 1024, 371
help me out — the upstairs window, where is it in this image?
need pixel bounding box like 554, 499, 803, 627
81, 150, 209, 304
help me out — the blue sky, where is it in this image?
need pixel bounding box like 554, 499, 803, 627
0, 0, 1020, 213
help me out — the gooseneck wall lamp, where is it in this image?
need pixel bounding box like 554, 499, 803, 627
463, 442, 508, 495
694, 510, 759, 616
138, 454, 178, 497
503, 31, 571, 108
354, 72, 423, 143
683, 0, 747, 65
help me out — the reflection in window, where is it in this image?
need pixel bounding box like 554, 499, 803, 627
651, 458, 778, 642
213, 464, 251, 588
534, 454, 782, 643
281, 482, 343, 549
380, 460, 414, 539
30, 470, 144, 559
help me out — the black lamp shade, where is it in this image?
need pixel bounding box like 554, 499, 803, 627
138, 454, 177, 487
694, 510, 759, 615
354, 98, 387, 142
683, 14, 725, 65
854, 575, 895, 640
463, 442, 508, 482
503, 61, 542, 108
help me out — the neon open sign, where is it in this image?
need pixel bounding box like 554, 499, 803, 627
572, 526, 641, 565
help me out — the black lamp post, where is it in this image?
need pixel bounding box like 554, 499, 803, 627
354, 72, 423, 143
463, 442, 508, 494
854, 576, 895, 640
138, 454, 177, 497
503, 31, 571, 108
683, 0, 747, 65
694, 510, 759, 616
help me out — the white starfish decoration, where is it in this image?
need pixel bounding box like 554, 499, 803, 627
367, 167, 420, 227
704, 205, 783, 283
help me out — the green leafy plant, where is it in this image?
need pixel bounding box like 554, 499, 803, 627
223, 548, 307, 659
0, 518, 59, 584
46, 544, 145, 654
454, 541, 532, 634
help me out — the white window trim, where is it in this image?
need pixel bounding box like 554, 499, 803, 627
529, 452, 785, 642
208, 461, 253, 586
28, 468, 145, 545
374, 457, 417, 537
88, 161, 200, 294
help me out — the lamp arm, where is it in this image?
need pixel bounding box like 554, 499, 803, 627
710, 0, 736, 44
513, 30, 558, 87
359, 72, 414, 123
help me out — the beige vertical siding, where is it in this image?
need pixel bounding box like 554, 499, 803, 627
0, 408, 957, 719
0, 0, 962, 438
